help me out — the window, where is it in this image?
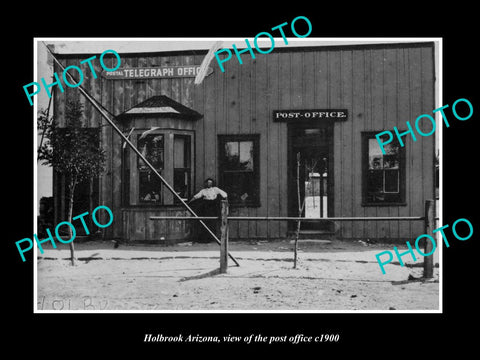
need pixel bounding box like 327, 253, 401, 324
122, 143, 130, 206
362, 132, 405, 205
122, 129, 193, 206
218, 135, 260, 206
173, 135, 191, 202
138, 134, 164, 203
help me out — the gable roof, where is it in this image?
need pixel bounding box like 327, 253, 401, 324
117, 95, 202, 120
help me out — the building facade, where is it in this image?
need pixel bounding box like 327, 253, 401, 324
52, 42, 436, 242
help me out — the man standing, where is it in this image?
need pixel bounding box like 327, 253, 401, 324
189, 178, 228, 243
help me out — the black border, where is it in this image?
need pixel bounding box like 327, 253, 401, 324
7, 7, 479, 355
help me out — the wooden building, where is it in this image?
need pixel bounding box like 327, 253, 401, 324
52, 41, 436, 243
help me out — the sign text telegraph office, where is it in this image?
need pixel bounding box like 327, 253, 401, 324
101, 65, 213, 79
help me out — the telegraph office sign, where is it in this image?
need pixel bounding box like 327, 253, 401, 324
273, 109, 348, 122
102, 65, 213, 79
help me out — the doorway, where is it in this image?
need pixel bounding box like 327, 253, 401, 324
288, 122, 333, 231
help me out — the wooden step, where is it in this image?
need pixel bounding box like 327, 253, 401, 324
287, 230, 335, 240
289, 239, 332, 244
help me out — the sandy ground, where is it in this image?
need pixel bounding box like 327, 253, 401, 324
36, 239, 440, 311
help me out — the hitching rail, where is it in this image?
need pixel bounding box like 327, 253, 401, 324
150, 216, 424, 221
150, 199, 436, 278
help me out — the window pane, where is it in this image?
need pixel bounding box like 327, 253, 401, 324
139, 171, 162, 203
219, 136, 259, 205
384, 169, 399, 193
368, 138, 383, 169
174, 168, 190, 200
384, 142, 400, 155
224, 141, 239, 170
138, 134, 164, 170
223, 171, 256, 203
239, 141, 253, 170
364, 133, 404, 204
184, 136, 191, 168
174, 136, 185, 168
122, 146, 130, 206
223, 141, 253, 171
383, 154, 399, 169
174, 135, 191, 203
367, 170, 383, 194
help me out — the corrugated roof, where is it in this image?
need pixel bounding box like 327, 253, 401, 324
117, 95, 202, 120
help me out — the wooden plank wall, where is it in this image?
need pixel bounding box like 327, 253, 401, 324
54, 52, 202, 240
54, 43, 435, 241
200, 43, 434, 240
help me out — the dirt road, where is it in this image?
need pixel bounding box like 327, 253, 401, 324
36, 239, 440, 311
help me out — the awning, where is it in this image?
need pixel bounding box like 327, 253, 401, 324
117, 95, 203, 120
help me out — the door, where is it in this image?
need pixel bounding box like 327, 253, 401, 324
288, 124, 333, 231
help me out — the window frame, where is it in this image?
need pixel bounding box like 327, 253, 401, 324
137, 132, 165, 204
361, 131, 406, 206
121, 128, 194, 208
218, 134, 261, 208
173, 134, 192, 204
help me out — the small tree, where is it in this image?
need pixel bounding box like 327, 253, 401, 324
38, 99, 106, 265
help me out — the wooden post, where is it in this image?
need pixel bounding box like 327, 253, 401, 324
319, 171, 324, 218
219, 200, 229, 274
294, 152, 305, 269
423, 199, 435, 278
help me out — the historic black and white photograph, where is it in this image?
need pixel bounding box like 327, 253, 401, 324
34, 38, 441, 312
